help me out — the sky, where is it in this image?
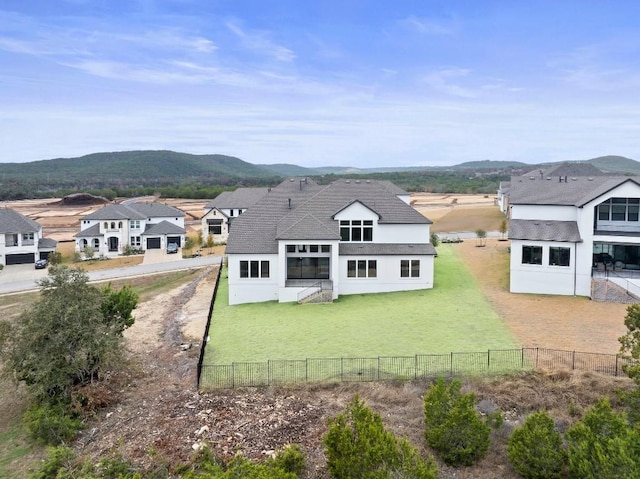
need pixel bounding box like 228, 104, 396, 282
2, 1, 640, 168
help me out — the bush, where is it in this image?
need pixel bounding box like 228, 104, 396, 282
430, 233, 440, 247
269, 444, 305, 476
566, 398, 640, 479
324, 394, 437, 479
507, 411, 566, 479
424, 378, 491, 467
47, 251, 62, 265
23, 403, 83, 445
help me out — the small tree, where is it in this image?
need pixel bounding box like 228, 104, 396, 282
424, 378, 491, 467
47, 251, 62, 265
507, 410, 566, 479
206, 233, 215, 254
475, 229, 487, 247
82, 245, 95, 260
324, 394, 437, 479
197, 230, 204, 248
430, 232, 440, 247
499, 218, 508, 241
565, 398, 640, 479
183, 235, 195, 256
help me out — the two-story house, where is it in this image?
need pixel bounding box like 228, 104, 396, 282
225, 177, 436, 305
507, 169, 640, 297
0, 208, 57, 266
75, 202, 186, 256
201, 187, 269, 244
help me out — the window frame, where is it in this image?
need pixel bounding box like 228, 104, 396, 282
522, 245, 543, 265
400, 259, 420, 278
549, 246, 570, 266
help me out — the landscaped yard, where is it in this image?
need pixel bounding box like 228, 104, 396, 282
205, 244, 519, 366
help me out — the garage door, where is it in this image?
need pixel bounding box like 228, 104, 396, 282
146, 238, 161, 249
167, 236, 181, 247
6, 253, 35, 265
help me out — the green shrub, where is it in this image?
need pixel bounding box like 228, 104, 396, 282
23, 402, 83, 445
47, 251, 62, 265
324, 394, 437, 479
269, 444, 305, 476
507, 411, 566, 479
566, 398, 640, 479
430, 233, 440, 247
424, 378, 490, 467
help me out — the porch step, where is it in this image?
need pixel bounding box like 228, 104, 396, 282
298, 290, 333, 304
591, 278, 638, 303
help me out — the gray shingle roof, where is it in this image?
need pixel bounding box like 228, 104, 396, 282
522, 162, 606, 179
508, 219, 582, 242
205, 188, 270, 210
38, 237, 58, 250
340, 243, 437, 256
84, 202, 184, 221
508, 175, 640, 206
75, 223, 102, 238
226, 178, 431, 254
142, 221, 186, 236
0, 208, 40, 233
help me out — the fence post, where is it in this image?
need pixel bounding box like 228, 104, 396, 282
521, 348, 524, 369
267, 360, 271, 386
414, 355, 418, 380
232, 363, 235, 389
536, 347, 539, 369
377, 357, 381, 381
487, 349, 491, 370
450, 352, 453, 377
615, 355, 619, 377
341, 357, 344, 381
305, 358, 308, 383
572, 351, 576, 370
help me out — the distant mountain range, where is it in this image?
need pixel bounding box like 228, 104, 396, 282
1, 151, 639, 185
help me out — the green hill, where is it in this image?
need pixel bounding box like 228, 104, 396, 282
0, 150, 275, 184
585, 155, 640, 174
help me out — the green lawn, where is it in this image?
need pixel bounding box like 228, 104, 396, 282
205, 244, 519, 365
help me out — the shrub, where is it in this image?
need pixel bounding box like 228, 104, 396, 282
566, 398, 640, 479
269, 444, 305, 476
430, 233, 440, 247
23, 403, 83, 445
424, 378, 491, 467
324, 394, 437, 479
47, 251, 62, 265
507, 411, 566, 479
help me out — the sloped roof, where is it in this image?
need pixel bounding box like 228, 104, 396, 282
226, 178, 431, 254
508, 175, 640, 206
523, 162, 606, 179
508, 219, 582, 242
38, 237, 58, 250
205, 187, 270, 209
0, 208, 41, 233
75, 223, 102, 237
84, 202, 184, 221
142, 220, 186, 236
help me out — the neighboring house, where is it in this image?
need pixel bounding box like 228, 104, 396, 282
201, 187, 269, 243
0, 208, 57, 266
507, 165, 640, 297
225, 177, 436, 305
75, 202, 186, 256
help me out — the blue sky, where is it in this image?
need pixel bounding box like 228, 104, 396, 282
1, 1, 640, 167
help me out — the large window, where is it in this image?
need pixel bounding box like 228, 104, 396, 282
207, 219, 222, 235
130, 220, 141, 229
549, 247, 570, 266
240, 260, 270, 278
522, 245, 543, 265
22, 232, 34, 245
340, 220, 373, 242
347, 260, 377, 278
287, 257, 329, 279
400, 259, 420, 278
130, 236, 141, 247
598, 198, 640, 222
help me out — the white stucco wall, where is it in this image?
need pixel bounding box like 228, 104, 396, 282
509, 240, 582, 296
511, 204, 577, 221
227, 254, 279, 305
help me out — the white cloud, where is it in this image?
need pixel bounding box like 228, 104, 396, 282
226, 20, 296, 62
399, 15, 455, 35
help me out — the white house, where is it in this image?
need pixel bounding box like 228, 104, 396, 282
225, 177, 436, 305
76, 202, 186, 256
0, 208, 57, 266
507, 167, 640, 297
201, 187, 269, 243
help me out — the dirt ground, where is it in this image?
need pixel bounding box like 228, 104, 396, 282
3, 194, 636, 478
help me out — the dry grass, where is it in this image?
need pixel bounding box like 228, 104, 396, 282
431, 205, 506, 233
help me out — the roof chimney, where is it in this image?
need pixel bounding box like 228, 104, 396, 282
288, 198, 292, 209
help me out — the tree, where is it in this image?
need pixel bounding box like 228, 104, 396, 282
206, 233, 215, 254
424, 378, 491, 467
324, 394, 437, 479
475, 229, 487, 247
618, 304, 640, 424
0, 266, 137, 403
565, 398, 640, 479
82, 245, 95, 260
499, 218, 508, 241
507, 410, 566, 479
430, 232, 440, 247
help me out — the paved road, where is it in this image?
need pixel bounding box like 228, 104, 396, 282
0, 255, 222, 295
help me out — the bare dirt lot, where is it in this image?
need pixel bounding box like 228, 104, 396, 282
1, 194, 635, 478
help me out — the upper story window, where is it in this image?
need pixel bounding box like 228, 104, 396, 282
340, 220, 373, 242
598, 198, 640, 222
130, 220, 141, 229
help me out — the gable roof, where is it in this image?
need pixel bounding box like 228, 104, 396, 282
84, 202, 184, 221
0, 208, 41, 233
226, 178, 430, 254
508, 175, 640, 207
75, 223, 102, 238
509, 219, 582, 242
523, 162, 606, 179
204, 187, 270, 210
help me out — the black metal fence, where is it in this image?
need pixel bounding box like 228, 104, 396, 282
196, 258, 224, 389
199, 347, 633, 390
